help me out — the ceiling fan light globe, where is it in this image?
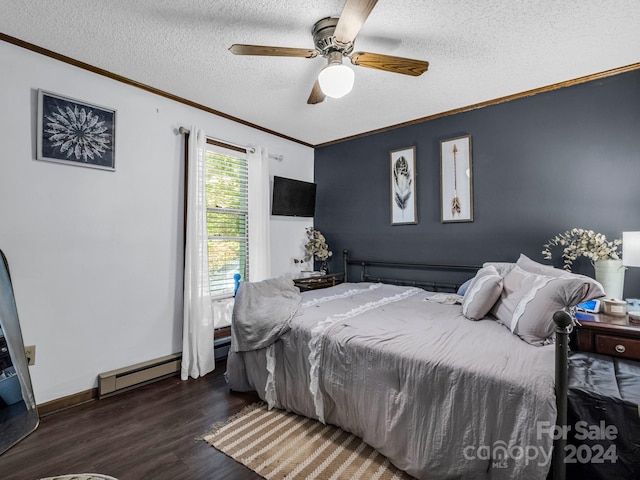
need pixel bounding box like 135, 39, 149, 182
318, 64, 354, 98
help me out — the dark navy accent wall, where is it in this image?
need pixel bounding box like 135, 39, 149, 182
314, 69, 640, 295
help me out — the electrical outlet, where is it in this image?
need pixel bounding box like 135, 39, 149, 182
24, 345, 36, 366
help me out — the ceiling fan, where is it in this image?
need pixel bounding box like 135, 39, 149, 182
229, 0, 429, 104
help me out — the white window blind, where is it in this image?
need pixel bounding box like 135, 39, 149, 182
205, 146, 248, 298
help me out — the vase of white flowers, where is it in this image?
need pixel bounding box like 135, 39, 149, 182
297, 227, 332, 274
542, 228, 624, 298
593, 259, 625, 300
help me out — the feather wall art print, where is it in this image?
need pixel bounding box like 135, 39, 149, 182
394, 156, 412, 210
390, 147, 417, 224
440, 135, 473, 223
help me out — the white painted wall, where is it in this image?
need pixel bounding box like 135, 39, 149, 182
0, 40, 314, 404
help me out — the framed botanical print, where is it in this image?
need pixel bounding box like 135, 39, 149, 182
440, 135, 473, 223
390, 146, 417, 225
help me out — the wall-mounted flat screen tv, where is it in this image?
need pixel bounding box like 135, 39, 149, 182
271, 176, 316, 217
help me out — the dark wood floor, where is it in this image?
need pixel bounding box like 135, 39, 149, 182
0, 361, 264, 480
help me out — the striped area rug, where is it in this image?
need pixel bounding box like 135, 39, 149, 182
203, 402, 415, 480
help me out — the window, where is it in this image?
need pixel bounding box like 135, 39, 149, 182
205, 145, 248, 298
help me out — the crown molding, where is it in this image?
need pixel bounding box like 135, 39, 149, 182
316, 62, 640, 148
3, 32, 638, 150
0, 32, 313, 148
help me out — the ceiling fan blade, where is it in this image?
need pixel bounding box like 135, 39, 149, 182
307, 80, 326, 104
350, 52, 429, 76
229, 44, 318, 58
333, 0, 379, 45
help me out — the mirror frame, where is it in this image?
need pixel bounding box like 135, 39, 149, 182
0, 249, 39, 455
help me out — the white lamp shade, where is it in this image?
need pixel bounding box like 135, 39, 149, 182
623, 231, 640, 267
318, 64, 355, 98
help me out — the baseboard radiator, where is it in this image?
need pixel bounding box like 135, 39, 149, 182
98, 353, 181, 398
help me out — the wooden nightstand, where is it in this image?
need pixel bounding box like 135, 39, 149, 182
574, 311, 640, 361
293, 273, 343, 291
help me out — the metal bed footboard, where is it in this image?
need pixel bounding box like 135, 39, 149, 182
553, 311, 572, 480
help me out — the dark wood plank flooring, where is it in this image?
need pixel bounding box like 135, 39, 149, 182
0, 361, 263, 480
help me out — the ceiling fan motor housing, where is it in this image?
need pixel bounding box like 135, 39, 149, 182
313, 17, 354, 58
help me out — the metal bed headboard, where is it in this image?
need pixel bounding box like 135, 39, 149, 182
342, 249, 481, 292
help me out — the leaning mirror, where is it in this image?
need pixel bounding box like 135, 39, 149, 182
0, 249, 39, 455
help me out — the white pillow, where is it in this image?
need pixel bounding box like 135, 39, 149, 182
462, 265, 503, 320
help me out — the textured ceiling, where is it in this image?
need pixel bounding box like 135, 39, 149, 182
1, 1, 639, 146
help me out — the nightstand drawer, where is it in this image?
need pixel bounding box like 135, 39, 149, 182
595, 334, 640, 361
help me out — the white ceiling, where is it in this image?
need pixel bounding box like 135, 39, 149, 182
1, 1, 639, 146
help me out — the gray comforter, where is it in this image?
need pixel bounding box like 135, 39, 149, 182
226, 282, 556, 479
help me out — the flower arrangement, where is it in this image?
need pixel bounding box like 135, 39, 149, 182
542, 228, 621, 271
301, 227, 332, 262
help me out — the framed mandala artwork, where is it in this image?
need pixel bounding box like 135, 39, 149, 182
390, 146, 417, 225
37, 90, 116, 171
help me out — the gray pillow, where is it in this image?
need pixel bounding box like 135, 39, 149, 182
462, 265, 503, 320
516, 254, 605, 300
516, 254, 563, 276
483, 261, 516, 278
491, 264, 605, 346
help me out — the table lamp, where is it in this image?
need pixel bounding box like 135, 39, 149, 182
623, 231, 640, 320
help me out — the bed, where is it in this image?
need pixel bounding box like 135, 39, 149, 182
225, 252, 606, 479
